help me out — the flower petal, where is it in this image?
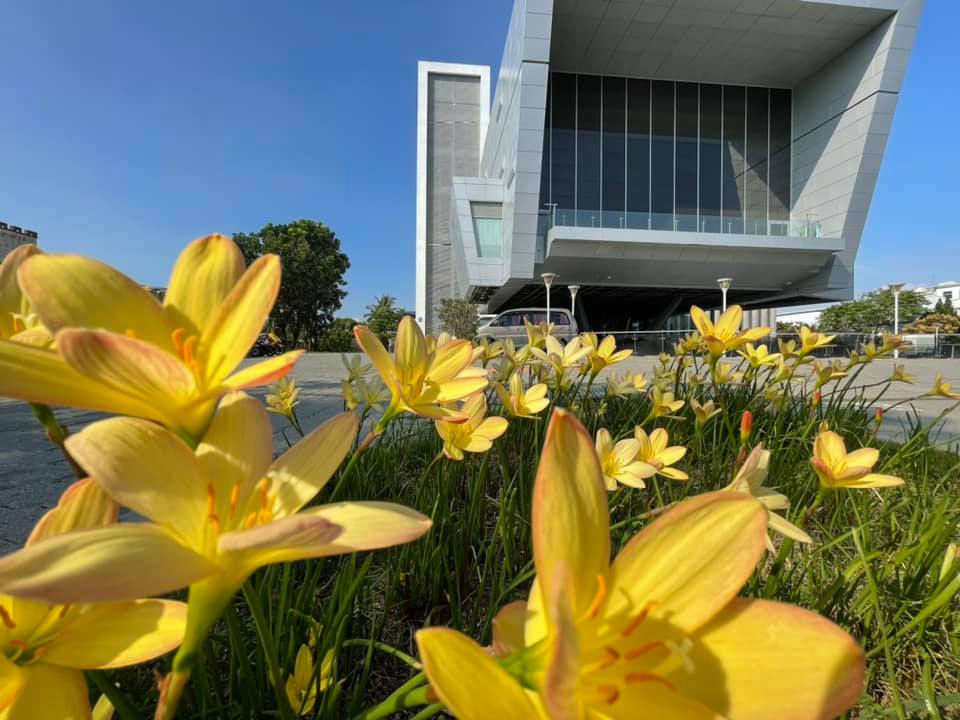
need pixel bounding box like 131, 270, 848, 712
354, 326, 398, 392
657, 445, 687, 466
221, 350, 303, 391
676, 598, 864, 720
844, 447, 879, 470
689, 305, 712, 337
417, 628, 540, 719
5, 663, 89, 720
0, 525, 217, 604
0, 654, 25, 712
836, 473, 904, 489
607, 682, 722, 720
200, 254, 280, 386
267, 412, 359, 516
0, 243, 40, 339
395, 316, 428, 379
217, 513, 342, 567
164, 234, 245, 334
44, 599, 187, 669
716, 305, 743, 338
533, 409, 610, 620
609, 491, 766, 633
814, 431, 847, 469
19, 253, 174, 348
65, 417, 205, 539
434, 376, 490, 402
26, 479, 117, 546
767, 512, 813, 544
490, 601, 528, 658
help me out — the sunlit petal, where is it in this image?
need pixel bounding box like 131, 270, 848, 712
26, 479, 117, 546
164, 234, 245, 333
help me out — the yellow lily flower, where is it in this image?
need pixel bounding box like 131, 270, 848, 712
811, 359, 848, 389
926, 372, 960, 400
435, 394, 509, 461
284, 644, 334, 715
690, 398, 721, 428
0, 244, 49, 346
0, 234, 302, 438
689, 305, 769, 359
777, 337, 799, 359
0, 392, 432, 714
810, 431, 904, 490
595, 428, 655, 490
603, 372, 636, 399
495, 372, 549, 419
531, 336, 590, 390
724, 445, 812, 551
711, 361, 743, 386
798, 326, 835, 357
674, 332, 703, 356
887, 364, 915, 384
266, 377, 301, 418
633, 427, 688, 481
649, 386, 685, 419
341, 353, 372, 381
340, 378, 361, 410
417, 410, 865, 720
632, 372, 648, 392
474, 337, 504, 367
0, 478, 187, 720
354, 316, 489, 428
523, 318, 551, 350
501, 338, 533, 370
582, 333, 632, 377
737, 342, 781, 369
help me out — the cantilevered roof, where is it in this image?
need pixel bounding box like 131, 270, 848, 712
549, 0, 897, 86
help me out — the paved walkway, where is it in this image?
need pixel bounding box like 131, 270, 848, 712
1, 354, 957, 550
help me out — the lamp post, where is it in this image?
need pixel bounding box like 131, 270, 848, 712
542, 273, 558, 330
717, 277, 733, 313
569, 285, 580, 322
889, 282, 905, 359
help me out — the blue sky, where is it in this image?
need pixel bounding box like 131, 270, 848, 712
1, 0, 956, 319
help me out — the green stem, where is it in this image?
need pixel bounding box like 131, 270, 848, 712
29, 403, 85, 479
86, 670, 141, 720
352, 672, 431, 720
242, 582, 294, 720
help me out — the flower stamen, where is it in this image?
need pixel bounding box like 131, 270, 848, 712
624, 640, 666, 660
597, 684, 620, 704
621, 601, 656, 637
624, 672, 677, 692
586, 574, 607, 620
0, 605, 15, 629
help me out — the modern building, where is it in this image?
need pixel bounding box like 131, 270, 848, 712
915, 281, 960, 310
416, 0, 923, 334
0, 222, 38, 260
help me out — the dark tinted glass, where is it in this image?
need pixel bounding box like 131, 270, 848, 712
626, 78, 650, 228
675, 82, 698, 231
699, 84, 722, 232
577, 75, 602, 226
551, 73, 576, 216
745, 87, 769, 234
602, 76, 626, 219
539, 79, 551, 208
768, 88, 791, 233
651, 81, 674, 230
722, 85, 745, 234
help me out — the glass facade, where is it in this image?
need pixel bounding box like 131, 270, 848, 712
540, 73, 794, 236
471, 202, 503, 258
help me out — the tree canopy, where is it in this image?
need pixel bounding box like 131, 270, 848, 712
234, 220, 349, 350
818, 288, 928, 334
363, 295, 407, 344
437, 298, 479, 339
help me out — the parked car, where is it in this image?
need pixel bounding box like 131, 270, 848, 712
249, 332, 284, 357
478, 307, 578, 342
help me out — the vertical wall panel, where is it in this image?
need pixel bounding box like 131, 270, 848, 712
602, 76, 626, 225
768, 88, 792, 233
626, 78, 651, 228
699, 83, 723, 232
651, 80, 675, 230
551, 73, 576, 224
722, 85, 746, 234
576, 74, 602, 226
675, 82, 699, 231
745, 86, 770, 235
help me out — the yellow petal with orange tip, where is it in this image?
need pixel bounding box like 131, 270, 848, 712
164, 233, 246, 334
221, 349, 303, 391
675, 597, 864, 720
417, 628, 541, 719
18, 253, 175, 349
26, 479, 117, 546
490, 601, 528, 657
42, 599, 187, 669
814, 431, 847, 469
533, 409, 610, 620
0, 524, 217, 604
608, 491, 766, 634
217, 513, 343, 567
200, 253, 281, 387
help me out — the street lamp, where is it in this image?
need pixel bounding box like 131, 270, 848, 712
889, 282, 905, 359
542, 273, 558, 329
569, 285, 580, 320
717, 277, 733, 313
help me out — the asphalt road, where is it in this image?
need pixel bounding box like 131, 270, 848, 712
1, 353, 957, 550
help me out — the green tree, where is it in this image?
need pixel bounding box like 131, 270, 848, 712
316, 317, 357, 352
818, 289, 927, 334
932, 296, 957, 316
234, 220, 349, 350
364, 295, 407, 344
437, 298, 479, 339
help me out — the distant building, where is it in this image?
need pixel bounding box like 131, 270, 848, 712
914, 281, 960, 310
0, 221, 38, 259
778, 308, 826, 328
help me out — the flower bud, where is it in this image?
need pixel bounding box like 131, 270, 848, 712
739, 410, 753, 445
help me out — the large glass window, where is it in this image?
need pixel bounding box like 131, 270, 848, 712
471, 203, 503, 258
541, 73, 791, 237
576, 75, 601, 227
626, 78, 650, 229
602, 76, 626, 228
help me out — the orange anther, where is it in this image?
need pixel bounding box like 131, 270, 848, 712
624, 640, 666, 660
57, 604, 72, 619
586, 574, 607, 620
12, 317, 25, 334
206, 483, 217, 516
171, 328, 187, 351
0, 605, 15, 629
621, 602, 656, 637
8, 639, 29, 651
597, 684, 619, 704
182, 335, 198, 364
598, 646, 620, 670
228, 482, 241, 520
624, 672, 676, 692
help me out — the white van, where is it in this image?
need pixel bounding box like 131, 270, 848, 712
478, 307, 579, 343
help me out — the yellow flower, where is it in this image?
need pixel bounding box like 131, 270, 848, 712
777, 337, 799, 359
632, 372, 648, 392
340, 378, 361, 410
595, 428, 655, 490
523, 318, 551, 350
416, 410, 865, 720
341, 353, 372, 381
689, 305, 769, 359
0, 234, 302, 438
649, 386, 685, 419
474, 337, 504, 367
501, 338, 533, 369
436, 394, 509, 461
690, 398, 721, 428
604, 372, 637, 399
674, 332, 702, 356
582, 333, 632, 377
284, 644, 333, 715
495, 372, 549, 419
0, 393, 432, 707
0, 244, 49, 346
737, 343, 781, 369
354, 316, 489, 427
926, 372, 960, 400
0, 479, 187, 720
811, 359, 848, 389
887, 364, 915, 384
724, 445, 812, 551
711, 361, 743, 386
798, 326, 835, 357
634, 427, 688, 481
810, 431, 904, 489
531, 336, 590, 389
266, 377, 301, 417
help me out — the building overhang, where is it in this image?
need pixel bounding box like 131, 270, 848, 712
543, 226, 844, 292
